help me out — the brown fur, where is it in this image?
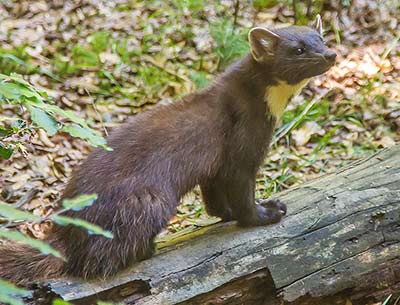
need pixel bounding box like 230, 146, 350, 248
0, 24, 335, 286
0, 242, 64, 285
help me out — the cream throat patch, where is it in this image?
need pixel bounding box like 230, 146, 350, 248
265, 78, 310, 121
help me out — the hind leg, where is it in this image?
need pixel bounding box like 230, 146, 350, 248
201, 177, 234, 222
137, 239, 156, 261
59, 189, 176, 279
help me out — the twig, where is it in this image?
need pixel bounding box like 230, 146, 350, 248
252, 7, 259, 27
272, 89, 329, 146
293, 0, 298, 24
0, 189, 40, 228
11, 189, 39, 208
84, 88, 109, 137
140, 55, 189, 83
233, 0, 240, 26
306, 0, 312, 18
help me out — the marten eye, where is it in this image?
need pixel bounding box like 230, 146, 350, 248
296, 47, 305, 55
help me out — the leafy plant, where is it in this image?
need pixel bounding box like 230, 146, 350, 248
0, 47, 60, 81
0, 46, 35, 76
171, 0, 204, 13
0, 73, 109, 159
52, 31, 114, 75
0, 194, 112, 240
252, 0, 279, 9
0, 194, 113, 304
53, 45, 99, 75
210, 19, 249, 70
90, 32, 109, 54
189, 70, 209, 89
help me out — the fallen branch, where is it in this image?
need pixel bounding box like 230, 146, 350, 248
26, 145, 400, 305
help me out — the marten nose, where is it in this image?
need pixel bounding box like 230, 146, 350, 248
324, 50, 337, 62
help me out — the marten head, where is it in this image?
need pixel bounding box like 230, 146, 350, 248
248, 15, 336, 84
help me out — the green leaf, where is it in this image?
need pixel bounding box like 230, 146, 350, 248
0, 117, 19, 122
7, 73, 33, 88
0, 143, 13, 159
16, 86, 41, 100
52, 215, 113, 239
62, 124, 108, 148
0, 54, 26, 66
90, 32, 109, 53
0, 77, 42, 102
0, 201, 41, 222
189, 71, 209, 89
210, 19, 249, 68
62, 194, 98, 211
72, 45, 99, 67
56, 108, 89, 128
21, 99, 87, 126
0, 82, 23, 100
0, 279, 29, 297
0, 126, 13, 137
52, 299, 72, 305
0, 229, 64, 259
0, 294, 25, 305
382, 294, 392, 305
26, 105, 58, 136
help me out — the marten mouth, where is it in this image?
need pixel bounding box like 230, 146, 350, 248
322, 61, 335, 72
306, 56, 336, 75
278, 58, 335, 84
315, 57, 335, 74
298, 62, 334, 80
321, 56, 336, 69
322, 62, 334, 71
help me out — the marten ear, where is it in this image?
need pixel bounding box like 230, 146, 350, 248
314, 14, 324, 37
248, 27, 280, 62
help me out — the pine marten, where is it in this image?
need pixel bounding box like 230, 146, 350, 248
0, 17, 336, 285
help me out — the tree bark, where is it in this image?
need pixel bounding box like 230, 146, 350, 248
27, 145, 400, 305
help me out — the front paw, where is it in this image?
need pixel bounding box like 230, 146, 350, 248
206, 206, 234, 222
255, 198, 287, 225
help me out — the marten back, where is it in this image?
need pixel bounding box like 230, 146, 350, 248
54, 89, 229, 278
0, 19, 336, 285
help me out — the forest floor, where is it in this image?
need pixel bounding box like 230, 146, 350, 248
0, 0, 399, 243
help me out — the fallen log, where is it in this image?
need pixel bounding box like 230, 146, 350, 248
27, 145, 400, 305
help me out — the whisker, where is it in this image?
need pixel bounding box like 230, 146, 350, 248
283, 58, 321, 62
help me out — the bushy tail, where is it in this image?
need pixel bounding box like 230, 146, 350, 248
0, 241, 64, 286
